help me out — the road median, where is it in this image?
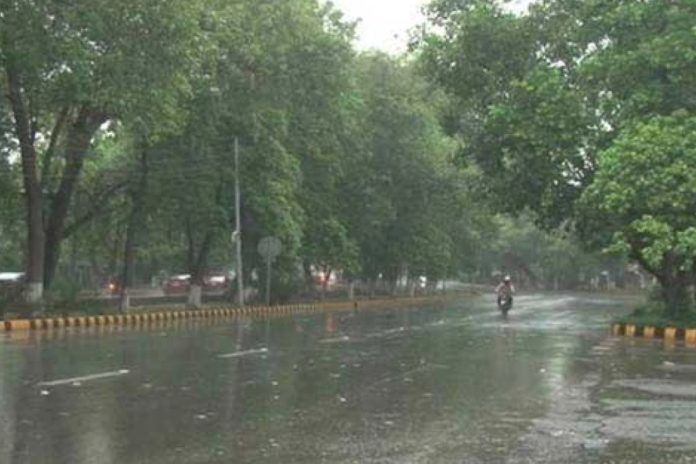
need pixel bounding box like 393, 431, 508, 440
2, 294, 460, 333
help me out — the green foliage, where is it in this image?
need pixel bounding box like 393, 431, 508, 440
341, 54, 471, 283
0, 152, 23, 270
580, 113, 696, 315
0, 0, 617, 308
417, 0, 594, 228
582, 114, 696, 266
0, 0, 203, 131
618, 290, 696, 329
418, 0, 696, 314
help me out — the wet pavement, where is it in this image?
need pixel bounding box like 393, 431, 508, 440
2, 294, 696, 463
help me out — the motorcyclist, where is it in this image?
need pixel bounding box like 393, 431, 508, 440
495, 275, 515, 307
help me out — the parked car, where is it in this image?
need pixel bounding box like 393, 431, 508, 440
203, 273, 228, 293
163, 273, 229, 296
0, 272, 24, 284
0, 272, 25, 306
163, 274, 191, 295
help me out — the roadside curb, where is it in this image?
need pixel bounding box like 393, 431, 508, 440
611, 323, 696, 345
2, 295, 454, 333
2, 304, 317, 333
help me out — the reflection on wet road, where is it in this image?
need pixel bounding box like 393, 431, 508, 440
2, 294, 696, 463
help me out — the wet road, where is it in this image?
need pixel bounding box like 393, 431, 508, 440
2, 294, 696, 463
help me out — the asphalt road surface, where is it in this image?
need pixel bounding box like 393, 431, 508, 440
2, 294, 696, 464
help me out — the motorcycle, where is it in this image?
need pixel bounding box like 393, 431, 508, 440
498, 293, 513, 318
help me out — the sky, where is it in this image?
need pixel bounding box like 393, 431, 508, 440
330, 0, 532, 54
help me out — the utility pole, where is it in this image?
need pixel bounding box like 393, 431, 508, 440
234, 137, 244, 307
265, 254, 272, 306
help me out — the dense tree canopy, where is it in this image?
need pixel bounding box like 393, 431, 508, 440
0, 0, 630, 312
581, 113, 696, 315
418, 0, 696, 315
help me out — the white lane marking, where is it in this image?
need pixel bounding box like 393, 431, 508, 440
366, 327, 407, 339
319, 336, 351, 344
217, 347, 268, 359
38, 369, 130, 387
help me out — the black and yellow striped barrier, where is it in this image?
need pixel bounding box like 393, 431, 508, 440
612, 323, 696, 346
2, 303, 320, 333
2, 294, 456, 334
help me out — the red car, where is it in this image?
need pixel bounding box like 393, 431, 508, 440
163, 274, 191, 295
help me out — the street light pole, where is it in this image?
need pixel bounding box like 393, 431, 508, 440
234, 137, 244, 307
265, 255, 272, 306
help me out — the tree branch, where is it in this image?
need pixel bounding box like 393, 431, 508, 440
63, 180, 128, 239
41, 105, 71, 192
5, 64, 40, 197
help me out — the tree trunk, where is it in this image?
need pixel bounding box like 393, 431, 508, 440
391, 279, 399, 297
660, 271, 693, 318
321, 267, 331, 301
119, 149, 149, 313
43, 107, 107, 290
188, 284, 203, 308
186, 226, 213, 309
6, 64, 45, 303
302, 260, 315, 299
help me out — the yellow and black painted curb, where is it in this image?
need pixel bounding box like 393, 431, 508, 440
2, 304, 317, 333
612, 323, 696, 345
1, 295, 454, 333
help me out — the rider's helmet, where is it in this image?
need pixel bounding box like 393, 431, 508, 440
503, 275, 511, 283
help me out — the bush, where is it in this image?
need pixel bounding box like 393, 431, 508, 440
618, 290, 696, 328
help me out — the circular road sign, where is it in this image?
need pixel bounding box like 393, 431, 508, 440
258, 236, 282, 260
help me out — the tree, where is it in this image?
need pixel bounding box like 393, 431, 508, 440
417, 0, 595, 228
0, 120, 22, 270
343, 54, 469, 291
0, 0, 202, 301
418, 0, 696, 313
580, 113, 696, 316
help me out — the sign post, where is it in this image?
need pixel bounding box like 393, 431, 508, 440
233, 137, 244, 307
257, 236, 282, 306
